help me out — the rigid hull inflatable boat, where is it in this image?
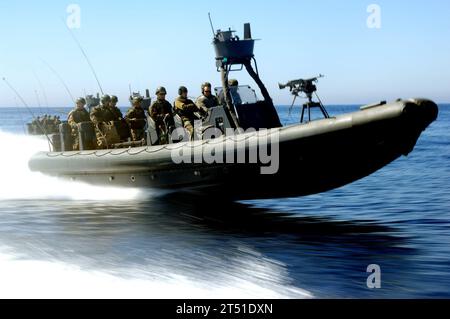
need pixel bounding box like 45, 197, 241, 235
28, 23, 438, 200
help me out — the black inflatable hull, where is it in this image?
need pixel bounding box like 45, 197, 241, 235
28, 99, 438, 200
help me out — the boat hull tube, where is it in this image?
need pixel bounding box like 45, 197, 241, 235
28, 98, 438, 200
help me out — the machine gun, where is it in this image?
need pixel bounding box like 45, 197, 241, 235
279, 74, 323, 98
279, 74, 329, 123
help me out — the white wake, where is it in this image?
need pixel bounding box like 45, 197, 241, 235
0, 130, 312, 299
0, 130, 143, 201
0, 245, 312, 299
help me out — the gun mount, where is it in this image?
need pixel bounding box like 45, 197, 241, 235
212, 22, 281, 130
279, 75, 330, 123
213, 25, 255, 67
279, 75, 324, 99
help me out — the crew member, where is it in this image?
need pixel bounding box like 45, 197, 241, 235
109, 95, 124, 120
195, 82, 219, 109
174, 86, 206, 139
68, 97, 91, 150
125, 96, 147, 142
148, 87, 174, 145
90, 95, 121, 148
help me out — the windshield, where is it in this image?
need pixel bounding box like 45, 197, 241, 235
215, 85, 259, 105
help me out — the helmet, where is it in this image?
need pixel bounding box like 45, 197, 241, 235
101, 95, 111, 104
178, 86, 188, 95
132, 96, 143, 105
201, 82, 212, 91
76, 97, 86, 105
228, 79, 239, 87
155, 87, 167, 95
110, 95, 118, 103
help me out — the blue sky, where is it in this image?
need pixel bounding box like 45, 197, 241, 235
0, 0, 449, 107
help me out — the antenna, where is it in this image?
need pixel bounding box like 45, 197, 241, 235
14, 96, 27, 135
208, 12, 216, 37
35, 90, 41, 107
34, 90, 42, 113
41, 58, 75, 103
2, 77, 54, 146
62, 19, 104, 95
32, 70, 50, 113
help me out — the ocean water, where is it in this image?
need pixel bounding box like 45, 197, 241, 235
0, 104, 448, 298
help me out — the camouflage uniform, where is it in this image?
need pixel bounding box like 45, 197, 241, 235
196, 82, 218, 109
173, 96, 205, 137
196, 94, 219, 109
108, 106, 124, 121
90, 96, 121, 148
149, 99, 174, 144
125, 103, 147, 142
90, 105, 108, 124
68, 108, 90, 126
109, 96, 123, 118
68, 107, 91, 150
91, 105, 123, 123
108, 105, 131, 141
46, 116, 56, 134
41, 115, 49, 134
